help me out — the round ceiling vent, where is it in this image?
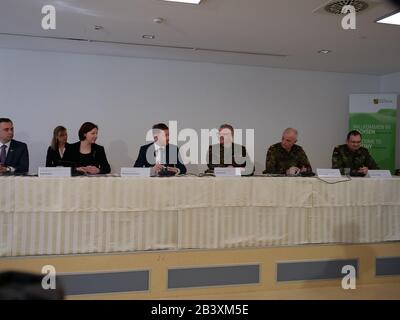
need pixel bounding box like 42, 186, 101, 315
324, 0, 369, 14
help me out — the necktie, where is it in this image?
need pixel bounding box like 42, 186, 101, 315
160, 147, 166, 164
0, 145, 7, 164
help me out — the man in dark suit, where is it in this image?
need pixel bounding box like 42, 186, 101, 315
207, 123, 254, 176
0, 118, 29, 175
134, 123, 186, 176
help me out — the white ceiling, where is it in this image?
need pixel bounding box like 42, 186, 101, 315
0, 0, 399, 75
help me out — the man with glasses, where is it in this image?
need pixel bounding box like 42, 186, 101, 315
332, 130, 378, 176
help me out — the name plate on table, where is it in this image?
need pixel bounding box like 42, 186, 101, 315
316, 169, 341, 178
368, 170, 392, 178
214, 167, 242, 177
121, 167, 151, 177
38, 167, 71, 177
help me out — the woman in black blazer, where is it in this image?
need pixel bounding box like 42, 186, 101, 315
63, 122, 111, 174
46, 126, 69, 167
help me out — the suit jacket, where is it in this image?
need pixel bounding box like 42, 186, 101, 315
134, 142, 187, 175
4, 140, 29, 174
45, 143, 70, 167
63, 142, 111, 174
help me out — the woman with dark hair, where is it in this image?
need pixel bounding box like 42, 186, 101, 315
45, 126, 69, 167
63, 122, 111, 174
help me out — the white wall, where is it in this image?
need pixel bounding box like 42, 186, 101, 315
0, 48, 382, 174
380, 72, 400, 168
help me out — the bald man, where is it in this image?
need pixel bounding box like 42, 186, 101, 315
263, 128, 312, 175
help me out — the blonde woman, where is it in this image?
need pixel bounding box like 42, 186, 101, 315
46, 126, 69, 167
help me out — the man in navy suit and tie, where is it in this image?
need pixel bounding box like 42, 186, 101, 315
134, 123, 186, 176
0, 118, 29, 175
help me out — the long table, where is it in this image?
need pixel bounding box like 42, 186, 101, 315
1, 176, 399, 257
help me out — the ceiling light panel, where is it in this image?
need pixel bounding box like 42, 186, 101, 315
162, 0, 202, 4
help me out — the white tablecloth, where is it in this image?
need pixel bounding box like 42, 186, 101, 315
1, 176, 399, 256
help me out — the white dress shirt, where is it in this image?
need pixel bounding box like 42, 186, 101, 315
154, 143, 166, 165
153, 143, 181, 175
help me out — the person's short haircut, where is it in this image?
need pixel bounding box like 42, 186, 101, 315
347, 130, 362, 140
152, 123, 169, 131
219, 124, 234, 134
152, 123, 169, 135
78, 122, 98, 141
0, 118, 12, 125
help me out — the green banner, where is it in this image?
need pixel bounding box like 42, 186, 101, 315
349, 94, 397, 172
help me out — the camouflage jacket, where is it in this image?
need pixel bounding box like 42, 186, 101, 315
263, 143, 312, 174
332, 144, 379, 174
207, 143, 254, 176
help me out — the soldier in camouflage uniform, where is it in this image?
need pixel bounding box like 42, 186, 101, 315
263, 128, 312, 175
332, 130, 379, 176
206, 124, 254, 176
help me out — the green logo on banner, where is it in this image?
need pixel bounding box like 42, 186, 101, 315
349, 108, 397, 172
